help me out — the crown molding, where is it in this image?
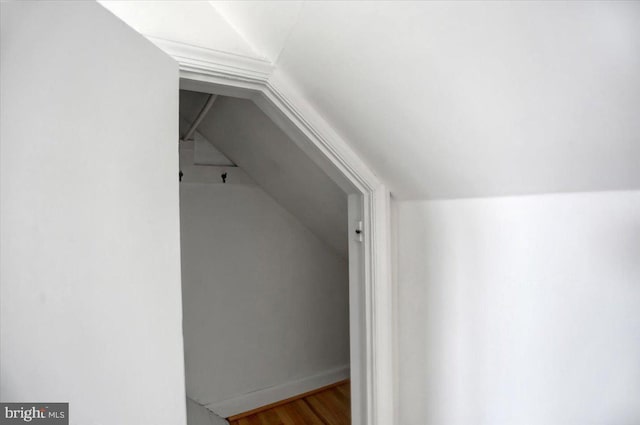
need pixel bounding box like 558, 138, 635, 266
262, 72, 380, 193
147, 36, 274, 84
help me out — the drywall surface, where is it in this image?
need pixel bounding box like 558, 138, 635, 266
101, 1, 640, 199
212, 1, 302, 63
180, 182, 349, 411
99, 0, 259, 59
180, 94, 348, 258
396, 191, 640, 425
0, 2, 186, 425
214, 2, 640, 199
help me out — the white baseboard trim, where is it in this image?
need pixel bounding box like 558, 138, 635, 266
205, 365, 350, 418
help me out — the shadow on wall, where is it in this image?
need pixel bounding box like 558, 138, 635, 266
187, 398, 228, 425
179, 181, 350, 416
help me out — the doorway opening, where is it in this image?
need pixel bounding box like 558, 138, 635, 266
178, 87, 364, 425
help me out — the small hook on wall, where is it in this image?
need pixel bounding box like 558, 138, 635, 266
221, 172, 227, 184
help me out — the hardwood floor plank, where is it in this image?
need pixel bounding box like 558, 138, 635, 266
272, 405, 300, 425
327, 387, 350, 411
335, 383, 350, 398
285, 399, 326, 425
305, 391, 350, 425
245, 415, 263, 425
257, 409, 282, 425
292, 400, 330, 425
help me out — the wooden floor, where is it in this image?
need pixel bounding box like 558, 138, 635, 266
228, 381, 350, 425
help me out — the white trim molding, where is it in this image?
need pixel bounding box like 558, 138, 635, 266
148, 37, 273, 84
157, 40, 395, 425
205, 366, 351, 418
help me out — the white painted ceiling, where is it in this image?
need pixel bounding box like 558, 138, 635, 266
179, 90, 348, 258
100, 1, 258, 57
212, 1, 640, 200
103, 1, 640, 200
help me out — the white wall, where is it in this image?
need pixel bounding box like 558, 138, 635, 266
180, 182, 349, 415
396, 191, 640, 425
0, 2, 186, 424
181, 95, 349, 258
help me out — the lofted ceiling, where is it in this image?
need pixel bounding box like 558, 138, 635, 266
99, 1, 258, 57
179, 90, 348, 258
103, 1, 640, 200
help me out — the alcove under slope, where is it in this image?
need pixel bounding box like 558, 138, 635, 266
178, 89, 351, 421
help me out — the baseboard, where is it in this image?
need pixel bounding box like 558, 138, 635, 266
205, 365, 350, 418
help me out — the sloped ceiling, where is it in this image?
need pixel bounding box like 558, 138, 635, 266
100, 1, 258, 57
103, 1, 640, 200
180, 90, 348, 258
212, 1, 640, 200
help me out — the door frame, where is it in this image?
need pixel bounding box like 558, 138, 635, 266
154, 38, 394, 425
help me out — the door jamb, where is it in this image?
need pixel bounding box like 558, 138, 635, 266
156, 38, 394, 425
